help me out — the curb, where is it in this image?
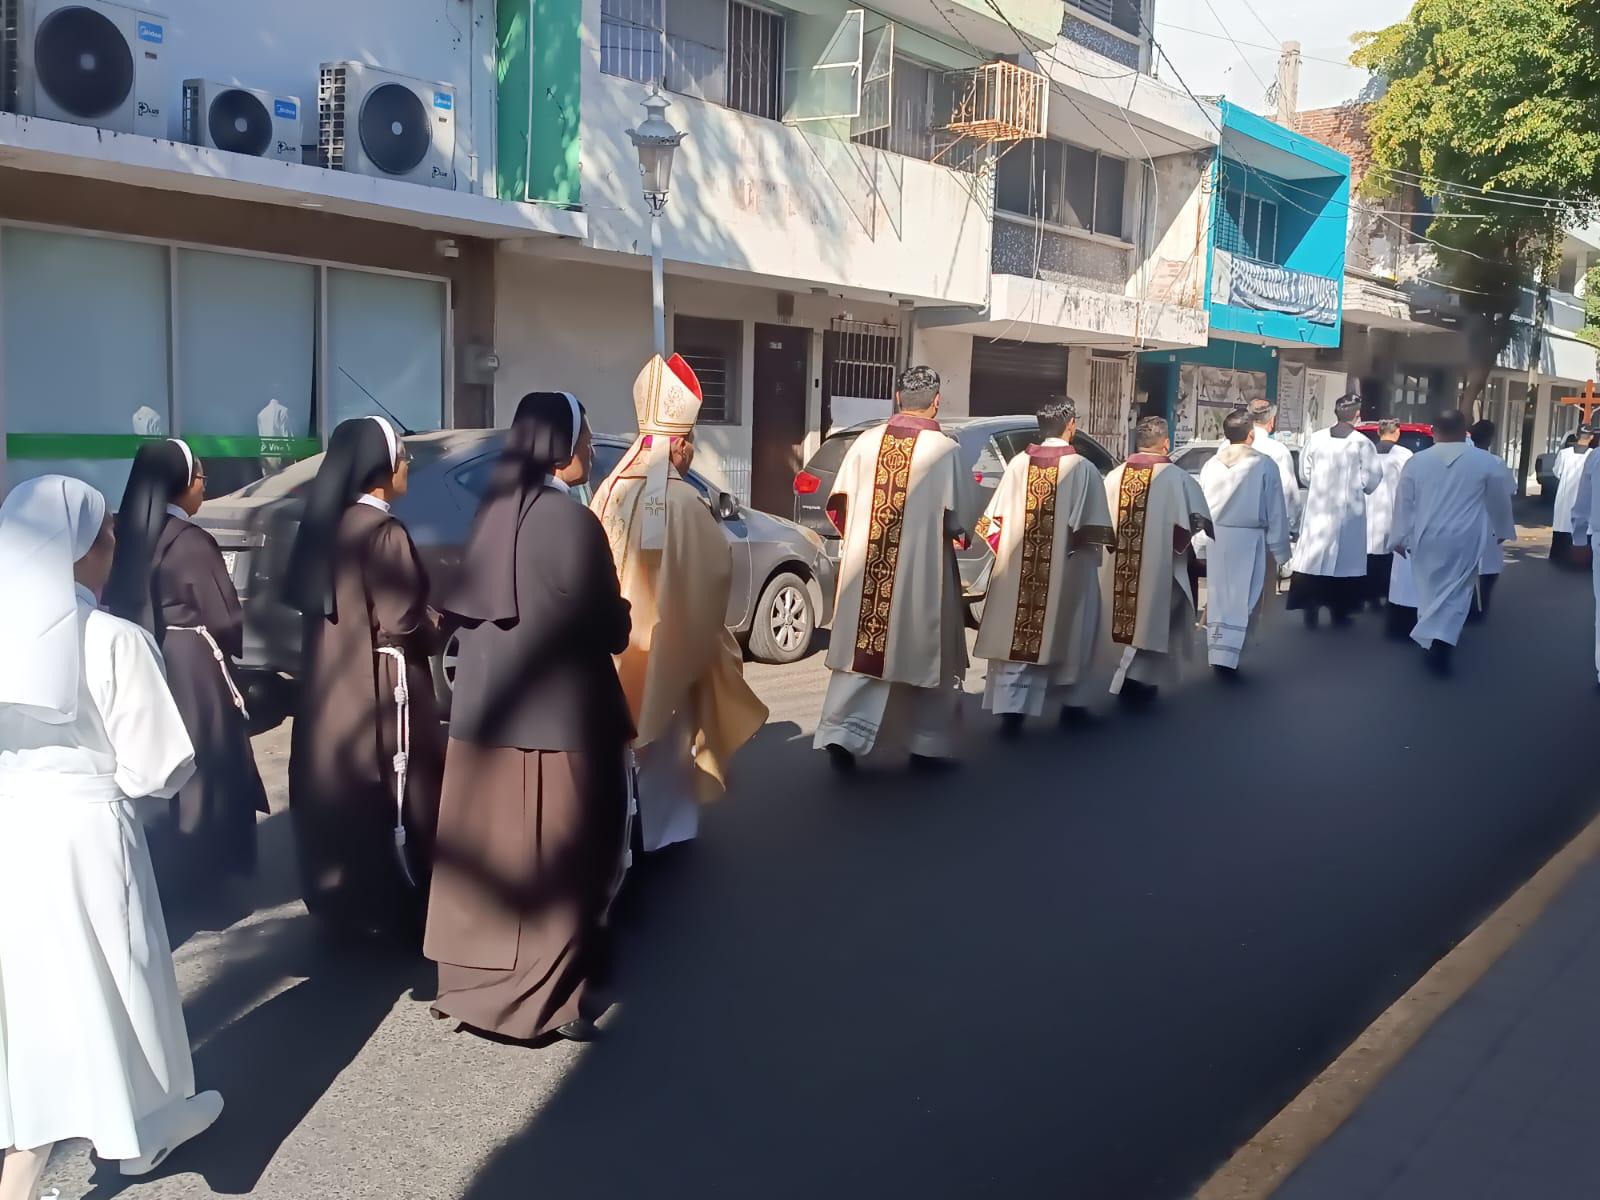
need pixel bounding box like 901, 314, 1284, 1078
1194, 805, 1600, 1200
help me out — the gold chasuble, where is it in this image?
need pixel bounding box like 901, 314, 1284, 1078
592, 354, 767, 802
1103, 454, 1212, 653
974, 445, 1113, 669
825, 415, 969, 687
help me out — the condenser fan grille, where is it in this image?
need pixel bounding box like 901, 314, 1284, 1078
208, 87, 272, 156
34, 5, 133, 119
357, 82, 429, 175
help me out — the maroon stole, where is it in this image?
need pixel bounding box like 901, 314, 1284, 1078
1111, 454, 1170, 647
852, 414, 939, 677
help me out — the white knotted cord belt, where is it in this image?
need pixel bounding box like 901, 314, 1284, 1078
166, 625, 250, 718
375, 646, 417, 888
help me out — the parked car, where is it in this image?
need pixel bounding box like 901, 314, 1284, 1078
1173, 439, 1307, 561
791, 416, 1120, 602
198, 429, 837, 722
1355, 421, 1434, 454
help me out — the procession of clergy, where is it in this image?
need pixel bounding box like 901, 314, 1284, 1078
0, 347, 1547, 1195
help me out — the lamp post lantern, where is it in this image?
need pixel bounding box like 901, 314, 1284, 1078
627, 90, 686, 358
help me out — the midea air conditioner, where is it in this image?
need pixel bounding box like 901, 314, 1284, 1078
318, 61, 456, 190
1, 0, 168, 137
183, 79, 301, 163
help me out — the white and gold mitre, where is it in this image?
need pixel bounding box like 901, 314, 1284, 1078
634, 353, 703, 438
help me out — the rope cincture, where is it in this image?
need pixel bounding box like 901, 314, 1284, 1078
166, 625, 250, 719
375, 646, 417, 889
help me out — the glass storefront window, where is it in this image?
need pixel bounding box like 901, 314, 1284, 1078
326, 269, 447, 435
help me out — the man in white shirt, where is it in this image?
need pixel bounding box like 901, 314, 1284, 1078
1364, 419, 1413, 610
1247, 397, 1301, 551
1289, 395, 1382, 628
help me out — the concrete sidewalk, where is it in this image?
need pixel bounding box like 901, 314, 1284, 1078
1274, 855, 1600, 1199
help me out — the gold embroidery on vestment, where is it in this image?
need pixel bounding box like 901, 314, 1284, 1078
1111, 467, 1153, 646
851, 427, 918, 676
1009, 461, 1058, 663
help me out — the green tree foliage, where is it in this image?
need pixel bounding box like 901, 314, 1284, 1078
1353, 0, 1600, 408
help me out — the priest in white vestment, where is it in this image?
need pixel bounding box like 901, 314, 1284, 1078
974, 397, 1114, 734
1568, 438, 1600, 682
1468, 418, 1517, 622
1197, 409, 1290, 675
1247, 398, 1302, 544
1389, 410, 1516, 673
591, 355, 768, 850
0, 476, 222, 1196
1550, 430, 1591, 562
1103, 416, 1212, 702
815, 366, 972, 770
1364, 419, 1413, 609
1289, 395, 1382, 626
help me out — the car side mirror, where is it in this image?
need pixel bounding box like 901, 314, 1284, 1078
715, 491, 742, 522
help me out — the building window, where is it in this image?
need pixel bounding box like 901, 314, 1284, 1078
995, 138, 1127, 239
1392, 370, 1430, 414
605, 0, 785, 121
1064, 0, 1141, 36
674, 315, 741, 424
852, 57, 936, 162
326, 270, 448, 435
1220, 189, 1281, 263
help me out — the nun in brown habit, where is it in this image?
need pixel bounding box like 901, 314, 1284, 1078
105, 438, 268, 895
285, 416, 444, 939
425, 392, 633, 1043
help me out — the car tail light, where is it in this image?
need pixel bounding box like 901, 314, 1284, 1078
794, 471, 821, 495
973, 471, 985, 485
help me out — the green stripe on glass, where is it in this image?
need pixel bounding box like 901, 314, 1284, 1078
6, 434, 323, 460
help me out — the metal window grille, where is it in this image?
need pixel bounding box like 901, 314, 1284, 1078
827, 318, 902, 407
1064, 0, 1141, 36
674, 315, 741, 424
727, 1, 784, 121
853, 58, 935, 161
1086, 354, 1129, 450
1218, 186, 1282, 264
601, 0, 665, 84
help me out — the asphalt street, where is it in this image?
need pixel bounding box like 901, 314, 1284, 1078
40, 514, 1600, 1200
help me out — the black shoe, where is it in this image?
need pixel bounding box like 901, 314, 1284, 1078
998, 713, 1025, 740
824, 743, 857, 774
1116, 680, 1157, 709
909, 753, 957, 774
556, 1018, 599, 1042
1058, 705, 1094, 730
1425, 641, 1454, 677
1303, 608, 1320, 630
1212, 664, 1240, 683
1331, 610, 1354, 628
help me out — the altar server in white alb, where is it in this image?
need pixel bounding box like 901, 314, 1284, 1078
1549, 430, 1590, 563
1388, 410, 1516, 674
1246, 398, 1301, 544
974, 396, 1114, 736
1566, 432, 1600, 683
1103, 416, 1212, 703
1364, 419, 1413, 610
0, 476, 222, 1198
1196, 408, 1290, 676
815, 366, 972, 771
1289, 395, 1382, 627
1468, 419, 1516, 622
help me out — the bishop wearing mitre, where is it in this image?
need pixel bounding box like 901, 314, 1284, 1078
591, 354, 767, 851
1103, 415, 1212, 703
974, 396, 1113, 736
814, 366, 972, 772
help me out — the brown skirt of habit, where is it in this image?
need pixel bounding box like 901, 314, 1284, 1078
424, 738, 628, 1041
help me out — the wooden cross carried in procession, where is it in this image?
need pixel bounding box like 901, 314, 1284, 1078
1559, 380, 1600, 426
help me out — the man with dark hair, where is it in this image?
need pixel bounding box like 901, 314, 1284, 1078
1466, 418, 1515, 621
1102, 415, 1212, 702
1196, 408, 1290, 675
1389, 408, 1515, 674
1364, 418, 1413, 610
1550, 426, 1592, 563
975, 396, 1113, 734
1289, 393, 1382, 627
815, 365, 970, 770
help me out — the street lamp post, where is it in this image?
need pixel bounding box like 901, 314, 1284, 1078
626, 90, 687, 358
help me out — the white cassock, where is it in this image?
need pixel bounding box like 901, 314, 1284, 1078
0, 590, 200, 1160
1390, 444, 1515, 649
1552, 447, 1589, 534
1198, 446, 1290, 669
1293, 426, 1382, 578
1568, 451, 1600, 680
1103, 455, 1212, 693
1366, 444, 1413, 556
816, 415, 970, 758
1478, 457, 1516, 577
974, 439, 1113, 714
1252, 430, 1302, 540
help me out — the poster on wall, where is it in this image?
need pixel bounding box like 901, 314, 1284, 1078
1178, 364, 1269, 446
1277, 362, 1307, 437
1303, 369, 1347, 437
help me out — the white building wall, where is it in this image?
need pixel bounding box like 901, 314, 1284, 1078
495, 251, 904, 498
133, 0, 498, 192
910, 329, 974, 418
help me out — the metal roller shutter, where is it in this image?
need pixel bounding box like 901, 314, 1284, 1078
968, 337, 1068, 417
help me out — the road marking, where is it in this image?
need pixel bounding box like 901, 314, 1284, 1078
1195, 803, 1600, 1200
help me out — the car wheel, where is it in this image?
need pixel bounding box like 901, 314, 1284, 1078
431, 631, 461, 715
748, 571, 815, 664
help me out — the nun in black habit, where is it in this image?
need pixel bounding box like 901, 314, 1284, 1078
105, 438, 268, 895
424, 393, 633, 1043
285, 416, 445, 939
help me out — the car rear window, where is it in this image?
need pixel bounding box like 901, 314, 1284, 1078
1399, 431, 1434, 454
804, 433, 858, 478
229, 437, 454, 500
1176, 446, 1218, 474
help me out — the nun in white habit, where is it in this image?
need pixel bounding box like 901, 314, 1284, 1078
0, 476, 221, 1197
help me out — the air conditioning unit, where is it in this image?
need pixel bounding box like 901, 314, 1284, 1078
2, 0, 168, 136
318, 61, 456, 190
183, 79, 300, 163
